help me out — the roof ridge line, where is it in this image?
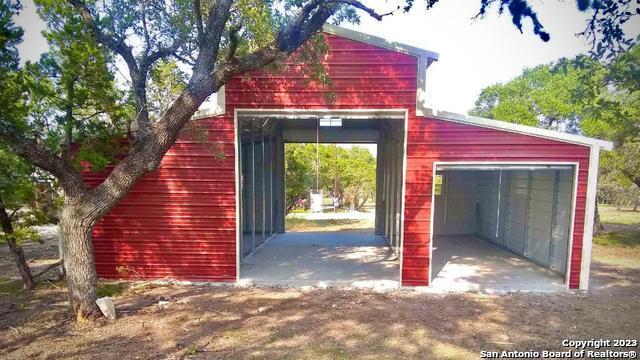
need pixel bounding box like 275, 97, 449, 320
322, 24, 439, 61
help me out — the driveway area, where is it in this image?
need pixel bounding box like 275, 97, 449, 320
241, 231, 399, 290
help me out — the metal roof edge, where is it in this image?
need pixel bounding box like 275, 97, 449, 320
191, 86, 226, 120
322, 24, 439, 61
430, 110, 614, 151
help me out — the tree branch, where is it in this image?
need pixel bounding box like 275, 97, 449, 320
143, 39, 187, 68
67, 0, 139, 76
67, 0, 153, 139
194, 0, 204, 43
82, 0, 236, 221
77, 0, 394, 221
32, 260, 63, 279
327, 0, 398, 20
226, 25, 241, 63
0, 123, 86, 198
141, 3, 151, 60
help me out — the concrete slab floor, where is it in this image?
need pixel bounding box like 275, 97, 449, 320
240, 231, 399, 291
430, 235, 566, 292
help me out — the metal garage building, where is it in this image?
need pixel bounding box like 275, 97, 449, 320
87, 25, 612, 291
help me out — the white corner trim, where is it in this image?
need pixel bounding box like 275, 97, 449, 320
415, 57, 431, 117
580, 146, 600, 290
399, 109, 409, 286
191, 85, 226, 120
233, 108, 241, 282
429, 110, 614, 151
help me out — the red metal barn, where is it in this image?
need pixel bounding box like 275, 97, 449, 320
86, 25, 612, 291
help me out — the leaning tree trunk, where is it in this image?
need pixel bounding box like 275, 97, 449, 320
0, 197, 35, 290
59, 201, 101, 320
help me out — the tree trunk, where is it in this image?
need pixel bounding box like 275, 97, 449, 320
59, 203, 101, 321
357, 194, 369, 211
593, 202, 605, 237
0, 197, 35, 290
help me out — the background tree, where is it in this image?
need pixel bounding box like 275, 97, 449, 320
338, 146, 376, 210
0, 1, 40, 289
471, 44, 640, 234
285, 143, 314, 213
1, 0, 637, 319
0, 149, 42, 289
285, 144, 376, 212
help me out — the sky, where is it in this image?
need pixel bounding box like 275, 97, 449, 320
14, 0, 640, 115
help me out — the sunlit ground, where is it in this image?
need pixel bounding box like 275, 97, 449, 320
593, 205, 640, 268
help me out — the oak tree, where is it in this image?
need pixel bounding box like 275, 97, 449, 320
1, 0, 637, 319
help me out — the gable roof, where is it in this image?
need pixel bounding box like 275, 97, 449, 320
322, 24, 439, 63
193, 26, 614, 151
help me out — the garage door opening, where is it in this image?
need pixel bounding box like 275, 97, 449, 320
236, 111, 405, 289
430, 164, 577, 292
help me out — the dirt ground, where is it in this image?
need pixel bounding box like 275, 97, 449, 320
0, 225, 61, 280
1, 209, 639, 359
0, 262, 638, 359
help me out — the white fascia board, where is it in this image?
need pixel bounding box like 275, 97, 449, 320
430, 110, 614, 151
322, 24, 439, 61
322, 24, 439, 118
191, 85, 226, 120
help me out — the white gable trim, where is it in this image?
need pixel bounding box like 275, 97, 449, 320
192, 85, 226, 120
322, 24, 439, 61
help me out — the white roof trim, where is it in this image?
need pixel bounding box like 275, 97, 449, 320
322, 24, 439, 61
192, 85, 226, 120
430, 109, 613, 151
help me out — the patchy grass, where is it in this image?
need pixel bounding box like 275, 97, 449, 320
593, 205, 640, 268
298, 344, 351, 360
285, 218, 373, 232
0, 277, 23, 296
592, 246, 640, 268
184, 344, 199, 357
96, 282, 127, 298
593, 232, 640, 247
599, 205, 640, 225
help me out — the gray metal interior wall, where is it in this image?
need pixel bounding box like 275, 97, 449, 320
504, 170, 530, 255
436, 168, 573, 276
434, 171, 478, 235
378, 119, 404, 253
525, 170, 556, 267
476, 171, 500, 241
239, 119, 283, 259
550, 170, 573, 274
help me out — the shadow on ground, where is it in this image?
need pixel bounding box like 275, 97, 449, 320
0, 261, 638, 360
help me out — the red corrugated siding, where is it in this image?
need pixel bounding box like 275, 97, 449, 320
91, 32, 590, 288
224, 34, 417, 110
403, 119, 590, 288
89, 117, 237, 281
